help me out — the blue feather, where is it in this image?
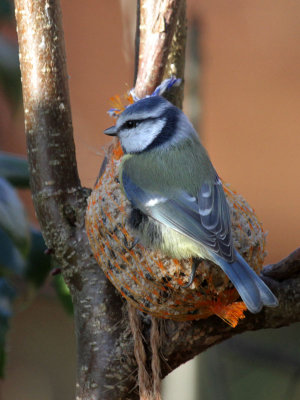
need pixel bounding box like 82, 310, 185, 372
213, 250, 278, 313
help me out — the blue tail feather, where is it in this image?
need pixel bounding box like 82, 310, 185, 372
213, 250, 278, 314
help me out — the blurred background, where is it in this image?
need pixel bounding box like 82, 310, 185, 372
0, 0, 299, 399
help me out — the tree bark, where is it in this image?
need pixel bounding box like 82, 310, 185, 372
134, 0, 185, 101
14, 0, 300, 399
14, 1, 136, 399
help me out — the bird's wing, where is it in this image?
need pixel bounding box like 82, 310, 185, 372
122, 171, 234, 262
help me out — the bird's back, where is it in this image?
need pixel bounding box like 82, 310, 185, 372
120, 136, 216, 197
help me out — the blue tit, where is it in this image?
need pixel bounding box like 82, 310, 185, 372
104, 95, 278, 314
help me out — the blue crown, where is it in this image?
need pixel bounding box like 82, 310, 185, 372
108, 76, 181, 117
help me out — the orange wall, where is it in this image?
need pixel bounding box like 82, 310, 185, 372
195, 1, 300, 263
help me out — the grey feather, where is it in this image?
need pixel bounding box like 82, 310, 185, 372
122, 171, 233, 261
214, 251, 278, 313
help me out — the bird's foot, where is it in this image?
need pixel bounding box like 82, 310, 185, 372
181, 258, 200, 288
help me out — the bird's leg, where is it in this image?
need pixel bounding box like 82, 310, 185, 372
182, 258, 200, 288
127, 237, 140, 251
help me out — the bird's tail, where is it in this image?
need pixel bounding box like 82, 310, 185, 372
213, 250, 278, 313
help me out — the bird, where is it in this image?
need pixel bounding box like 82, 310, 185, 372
104, 95, 278, 314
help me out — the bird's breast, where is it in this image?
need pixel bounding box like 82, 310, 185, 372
128, 207, 211, 261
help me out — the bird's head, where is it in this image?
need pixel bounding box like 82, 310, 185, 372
104, 96, 197, 154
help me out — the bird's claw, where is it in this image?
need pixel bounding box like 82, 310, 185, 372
181, 258, 200, 288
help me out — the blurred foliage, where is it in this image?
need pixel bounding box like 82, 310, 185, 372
0, 0, 14, 19
0, 153, 73, 377
53, 274, 74, 315
0, 0, 22, 106
0, 5, 72, 376
0, 278, 15, 377
197, 324, 300, 400
25, 227, 52, 288
0, 55, 21, 107
0, 152, 29, 189
0, 177, 30, 257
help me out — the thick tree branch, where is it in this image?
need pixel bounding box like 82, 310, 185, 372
14, 1, 135, 399
15, 0, 79, 245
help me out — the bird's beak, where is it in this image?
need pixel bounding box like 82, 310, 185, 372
104, 126, 118, 136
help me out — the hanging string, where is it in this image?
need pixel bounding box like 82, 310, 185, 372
128, 304, 162, 400
150, 316, 162, 400
128, 304, 152, 399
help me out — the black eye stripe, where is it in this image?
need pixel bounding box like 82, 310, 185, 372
121, 116, 159, 131
122, 120, 140, 129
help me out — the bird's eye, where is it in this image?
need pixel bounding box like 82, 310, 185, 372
124, 120, 139, 129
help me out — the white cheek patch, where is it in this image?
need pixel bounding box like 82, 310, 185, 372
120, 118, 166, 153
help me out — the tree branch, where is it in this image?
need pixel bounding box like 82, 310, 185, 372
134, 0, 185, 99
263, 248, 300, 281
14, 1, 136, 399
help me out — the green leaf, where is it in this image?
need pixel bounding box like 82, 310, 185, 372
53, 275, 73, 315
0, 152, 29, 188
0, 177, 30, 256
25, 228, 52, 288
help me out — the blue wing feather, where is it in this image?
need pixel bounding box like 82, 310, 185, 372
214, 251, 278, 313
122, 170, 278, 313
122, 171, 234, 261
